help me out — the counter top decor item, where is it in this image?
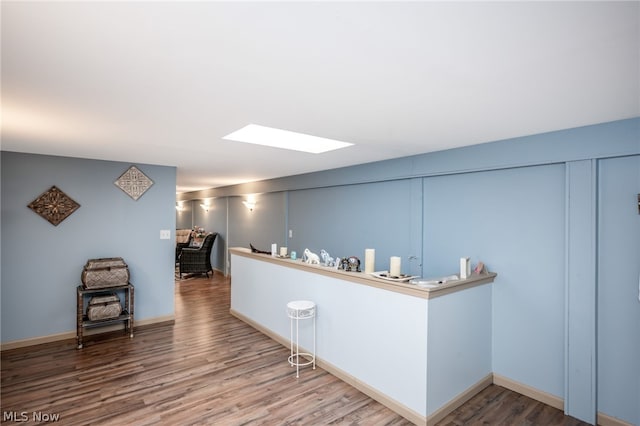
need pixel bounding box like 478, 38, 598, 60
340, 256, 361, 272
364, 249, 375, 273
303, 248, 320, 264
320, 249, 336, 267
371, 271, 418, 283
250, 243, 271, 255
410, 275, 460, 288
28, 185, 80, 226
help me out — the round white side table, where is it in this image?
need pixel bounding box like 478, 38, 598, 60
286, 300, 316, 378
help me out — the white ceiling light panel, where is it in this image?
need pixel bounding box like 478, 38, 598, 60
223, 124, 354, 154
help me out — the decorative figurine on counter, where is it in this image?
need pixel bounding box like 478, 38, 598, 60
303, 248, 321, 265
340, 256, 361, 272
473, 261, 488, 274
320, 249, 335, 267
250, 243, 271, 255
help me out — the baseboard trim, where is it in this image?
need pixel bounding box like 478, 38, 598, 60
230, 308, 426, 425
427, 373, 494, 425
597, 412, 635, 426
318, 354, 426, 425
0, 315, 175, 351
493, 373, 564, 411
494, 374, 637, 426
0, 330, 76, 351
135, 315, 175, 328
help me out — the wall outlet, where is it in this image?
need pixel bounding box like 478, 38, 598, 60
289, 229, 293, 238
160, 229, 170, 240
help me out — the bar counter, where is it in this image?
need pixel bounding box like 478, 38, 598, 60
229, 247, 497, 425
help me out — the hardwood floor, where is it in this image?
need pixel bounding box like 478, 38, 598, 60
1, 273, 589, 425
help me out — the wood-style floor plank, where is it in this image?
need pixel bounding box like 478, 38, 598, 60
2, 273, 589, 425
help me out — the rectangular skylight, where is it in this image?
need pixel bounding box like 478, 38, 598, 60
223, 124, 353, 154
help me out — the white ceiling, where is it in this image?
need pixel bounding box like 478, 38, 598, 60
2, 1, 638, 194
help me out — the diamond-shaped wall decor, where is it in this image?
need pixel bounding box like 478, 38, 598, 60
114, 166, 154, 201
28, 186, 81, 226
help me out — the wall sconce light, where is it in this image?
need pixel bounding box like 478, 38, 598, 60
200, 203, 210, 212
242, 200, 256, 211
176, 202, 185, 212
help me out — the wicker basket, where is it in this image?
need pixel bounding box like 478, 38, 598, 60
81, 257, 129, 289
87, 293, 122, 321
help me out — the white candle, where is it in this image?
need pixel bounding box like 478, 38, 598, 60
390, 256, 401, 276
280, 246, 288, 257
460, 257, 470, 279
364, 249, 375, 273
271, 243, 277, 256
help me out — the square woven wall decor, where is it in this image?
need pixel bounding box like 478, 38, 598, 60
28, 185, 81, 226
114, 166, 154, 201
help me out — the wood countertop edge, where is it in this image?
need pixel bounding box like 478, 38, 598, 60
229, 247, 496, 300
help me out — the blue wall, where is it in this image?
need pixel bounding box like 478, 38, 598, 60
181, 193, 287, 275
288, 179, 423, 275
175, 200, 194, 229
227, 193, 287, 255
1, 152, 176, 343
424, 164, 567, 398
597, 155, 640, 424
179, 117, 639, 424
